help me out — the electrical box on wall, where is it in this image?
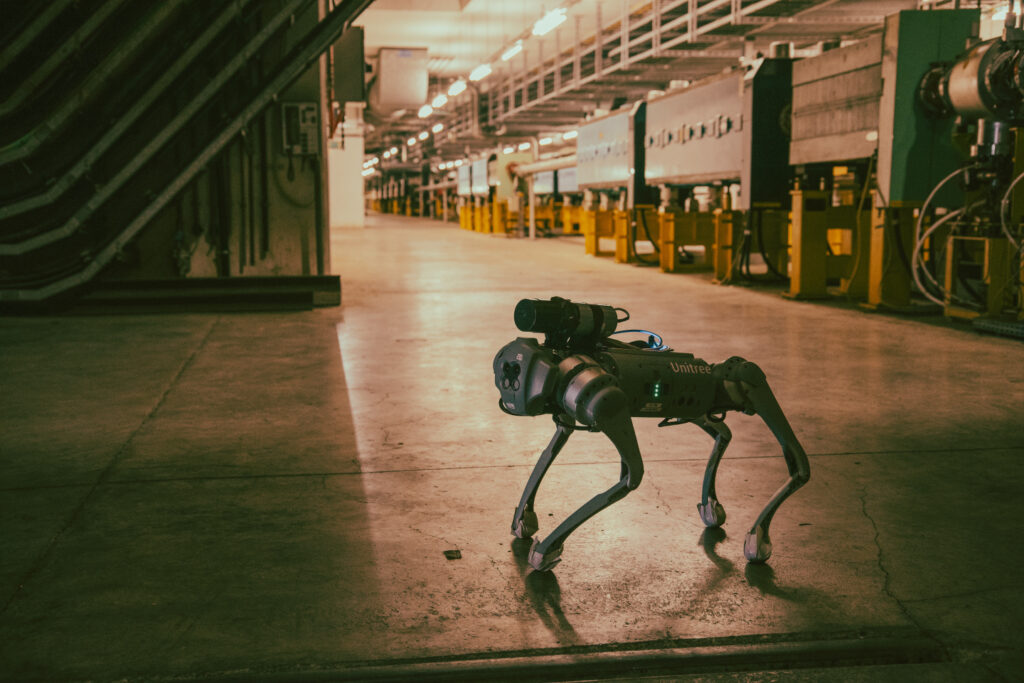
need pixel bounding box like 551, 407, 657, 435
282, 102, 318, 155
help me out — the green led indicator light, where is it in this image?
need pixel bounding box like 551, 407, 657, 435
652, 382, 661, 399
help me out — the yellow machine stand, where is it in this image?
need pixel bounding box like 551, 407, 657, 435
788, 190, 871, 299
659, 209, 716, 273
459, 205, 473, 230
583, 209, 616, 256
611, 206, 659, 264
943, 236, 1014, 319
863, 201, 918, 310
712, 210, 743, 282
491, 202, 509, 234
561, 205, 581, 234
481, 203, 492, 233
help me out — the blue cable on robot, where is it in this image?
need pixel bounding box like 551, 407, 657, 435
494, 297, 810, 572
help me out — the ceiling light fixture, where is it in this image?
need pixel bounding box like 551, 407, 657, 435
382, 150, 391, 159
455, 159, 464, 167
533, 8, 567, 36
432, 93, 448, 108
503, 146, 515, 154
538, 137, 553, 146
407, 137, 417, 146
389, 146, 399, 155
418, 131, 429, 141
432, 123, 444, 133
562, 130, 578, 140
448, 79, 467, 96
502, 40, 523, 62
469, 63, 492, 82
518, 141, 532, 151
418, 104, 433, 118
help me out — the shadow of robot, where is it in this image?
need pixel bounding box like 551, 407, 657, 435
511, 537, 580, 645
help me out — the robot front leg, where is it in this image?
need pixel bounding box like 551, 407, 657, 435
696, 418, 732, 528
511, 413, 575, 539
528, 410, 644, 572
722, 360, 810, 563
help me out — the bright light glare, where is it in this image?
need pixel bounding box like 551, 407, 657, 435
418, 131, 429, 141
502, 41, 523, 62
432, 93, 448, 108
448, 79, 467, 96
455, 159, 464, 167
563, 129, 578, 140
407, 137, 417, 146
538, 137, 553, 146
382, 150, 391, 159
418, 104, 433, 118
993, 2, 1021, 21
518, 141, 532, 151
432, 123, 444, 133
389, 146, 399, 155
469, 63, 492, 82
361, 168, 375, 177
533, 8, 567, 36
503, 146, 515, 154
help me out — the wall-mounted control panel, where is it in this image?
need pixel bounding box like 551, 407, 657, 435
281, 102, 318, 155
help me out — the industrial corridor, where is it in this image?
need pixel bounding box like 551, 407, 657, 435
1, 214, 1023, 681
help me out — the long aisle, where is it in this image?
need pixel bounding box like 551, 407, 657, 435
0, 212, 1020, 681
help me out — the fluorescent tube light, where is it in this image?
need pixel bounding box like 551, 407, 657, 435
533, 8, 566, 36
448, 79, 467, 96
502, 41, 523, 61
469, 63, 492, 82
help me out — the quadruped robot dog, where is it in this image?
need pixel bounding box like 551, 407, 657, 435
494, 297, 810, 572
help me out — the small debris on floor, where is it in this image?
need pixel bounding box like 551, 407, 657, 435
443, 549, 462, 560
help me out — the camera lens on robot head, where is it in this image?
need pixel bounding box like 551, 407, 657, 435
514, 297, 619, 341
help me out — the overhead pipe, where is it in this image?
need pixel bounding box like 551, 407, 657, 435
0, 0, 309, 252
2, 0, 377, 302
0, 0, 263, 220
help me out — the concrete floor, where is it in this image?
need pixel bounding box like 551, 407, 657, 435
1, 212, 1023, 682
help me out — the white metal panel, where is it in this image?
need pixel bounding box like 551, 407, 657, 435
576, 108, 633, 189
644, 73, 744, 186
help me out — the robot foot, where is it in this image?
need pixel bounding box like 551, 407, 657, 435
512, 509, 539, 539
697, 499, 727, 528
743, 525, 773, 563
528, 537, 563, 572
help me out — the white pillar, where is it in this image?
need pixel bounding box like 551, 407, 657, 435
328, 102, 366, 229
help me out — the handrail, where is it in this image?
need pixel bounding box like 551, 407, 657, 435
0, 0, 260, 220
0, 0, 188, 165
0, 0, 307, 252
0, 0, 76, 71
2, 0, 377, 301
0, 0, 132, 117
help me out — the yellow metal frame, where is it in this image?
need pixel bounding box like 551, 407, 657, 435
561, 205, 582, 234
865, 201, 918, 310
943, 235, 1012, 319
583, 209, 616, 256
659, 209, 716, 273
788, 190, 871, 300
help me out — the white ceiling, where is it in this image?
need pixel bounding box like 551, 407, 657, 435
354, 0, 568, 78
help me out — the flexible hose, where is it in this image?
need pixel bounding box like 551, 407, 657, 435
999, 168, 1024, 251
911, 201, 985, 307
912, 207, 964, 306
843, 155, 875, 293
914, 167, 970, 269
633, 208, 660, 265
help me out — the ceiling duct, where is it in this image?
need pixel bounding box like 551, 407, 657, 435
368, 47, 428, 115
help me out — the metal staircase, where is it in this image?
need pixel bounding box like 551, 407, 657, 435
0, 0, 372, 307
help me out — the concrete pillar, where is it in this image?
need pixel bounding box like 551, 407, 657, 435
328, 102, 365, 229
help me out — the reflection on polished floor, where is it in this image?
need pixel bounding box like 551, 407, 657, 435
1, 212, 1022, 681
